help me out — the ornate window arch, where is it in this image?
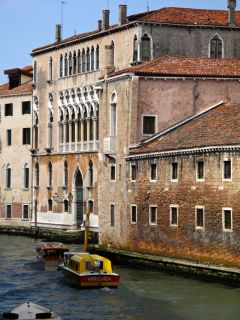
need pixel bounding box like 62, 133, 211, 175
141, 33, 152, 61
209, 34, 224, 58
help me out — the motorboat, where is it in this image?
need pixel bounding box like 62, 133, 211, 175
59, 252, 120, 288
36, 241, 69, 271
1, 301, 62, 319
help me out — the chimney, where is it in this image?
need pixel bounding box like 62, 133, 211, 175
119, 5, 127, 25
102, 10, 110, 30
98, 20, 102, 31
105, 44, 115, 75
55, 24, 62, 42
228, 0, 237, 26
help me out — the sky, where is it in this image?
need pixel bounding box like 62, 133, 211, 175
0, 0, 234, 84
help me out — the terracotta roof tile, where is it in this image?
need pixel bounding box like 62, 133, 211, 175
109, 56, 240, 78
0, 81, 32, 97
129, 102, 240, 155
32, 7, 238, 54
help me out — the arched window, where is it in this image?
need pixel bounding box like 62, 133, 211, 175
73, 51, 77, 74
48, 110, 53, 148
48, 162, 53, 187
48, 199, 53, 212
35, 162, 39, 187
141, 34, 151, 61
33, 61, 37, 83
23, 164, 29, 189
88, 160, 93, 187
77, 50, 81, 73
69, 52, 73, 75
96, 45, 100, 69
60, 55, 63, 77
64, 161, 68, 187
110, 93, 117, 137
210, 35, 223, 58
6, 164, 11, 189
111, 41, 115, 67
89, 108, 94, 141
48, 57, 53, 81
86, 48, 90, 71
91, 46, 95, 71
64, 53, 68, 76
82, 49, 86, 73
133, 35, 138, 62
64, 199, 69, 212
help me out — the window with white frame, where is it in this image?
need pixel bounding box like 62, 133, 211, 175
110, 204, 115, 227
171, 162, 178, 181
23, 164, 29, 189
6, 204, 12, 219
142, 115, 156, 135
196, 160, 204, 181
222, 208, 232, 231
170, 205, 178, 226
110, 164, 116, 181
195, 206, 204, 229
22, 204, 29, 220
131, 205, 137, 224
150, 163, 157, 181
6, 164, 11, 189
130, 163, 136, 181
223, 159, 232, 180
149, 205, 157, 225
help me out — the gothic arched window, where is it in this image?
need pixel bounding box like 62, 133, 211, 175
141, 34, 151, 61
96, 45, 100, 69
210, 35, 223, 58
60, 55, 63, 77
133, 35, 138, 62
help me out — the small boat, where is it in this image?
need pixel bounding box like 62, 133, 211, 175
59, 252, 120, 288
1, 301, 62, 319
36, 241, 69, 271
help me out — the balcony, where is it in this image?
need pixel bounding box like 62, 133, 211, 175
103, 137, 116, 154
58, 140, 99, 153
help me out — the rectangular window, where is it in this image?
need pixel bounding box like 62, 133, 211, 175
171, 162, 178, 181
22, 128, 31, 145
5, 103, 13, 116
150, 163, 157, 181
24, 167, 29, 189
110, 165, 116, 181
6, 129, 12, 146
131, 205, 137, 224
149, 205, 157, 225
22, 204, 29, 220
22, 101, 31, 115
196, 161, 204, 180
143, 115, 156, 135
222, 208, 232, 231
131, 164, 136, 181
6, 205, 12, 219
195, 206, 204, 229
223, 160, 232, 180
110, 204, 115, 227
170, 206, 178, 226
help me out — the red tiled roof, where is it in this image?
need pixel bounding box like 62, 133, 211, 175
135, 7, 240, 27
32, 7, 239, 54
22, 66, 33, 72
109, 56, 240, 78
0, 81, 32, 97
129, 102, 240, 156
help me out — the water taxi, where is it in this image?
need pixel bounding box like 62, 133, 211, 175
59, 252, 120, 288
1, 301, 62, 319
36, 241, 69, 271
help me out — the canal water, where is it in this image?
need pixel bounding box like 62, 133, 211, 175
0, 235, 240, 320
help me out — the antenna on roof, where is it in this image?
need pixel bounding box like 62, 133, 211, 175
61, 1, 67, 38
146, 0, 150, 11
106, 0, 109, 9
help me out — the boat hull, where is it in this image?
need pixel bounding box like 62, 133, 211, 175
60, 265, 120, 288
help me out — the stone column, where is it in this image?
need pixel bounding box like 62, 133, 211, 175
81, 118, 84, 151
69, 120, 72, 151
63, 120, 67, 152
87, 117, 91, 150
93, 116, 98, 150
74, 120, 78, 151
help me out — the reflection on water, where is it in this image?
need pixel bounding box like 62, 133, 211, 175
0, 235, 240, 320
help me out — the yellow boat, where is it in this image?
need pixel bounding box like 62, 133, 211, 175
59, 252, 120, 288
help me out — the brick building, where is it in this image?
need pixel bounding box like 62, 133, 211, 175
122, 102, 240, 266
0, 67, 33, 226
